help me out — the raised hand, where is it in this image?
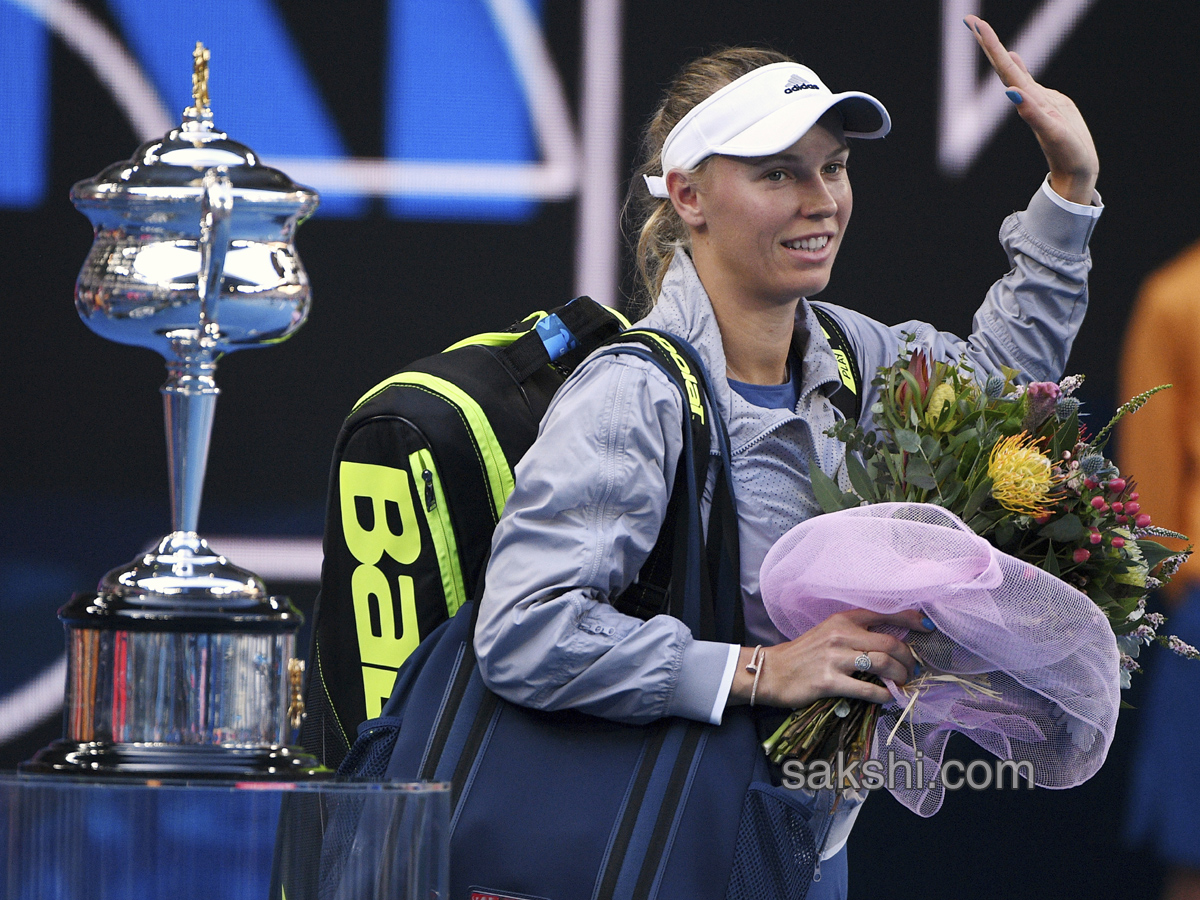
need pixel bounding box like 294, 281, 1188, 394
966, 14, 1099, 204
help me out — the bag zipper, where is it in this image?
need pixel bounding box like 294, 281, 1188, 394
809, 789, 838, 884
354, 373, 515, 522
409, 447, 468, 618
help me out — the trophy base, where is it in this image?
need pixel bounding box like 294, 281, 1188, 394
19, 740, 330, 781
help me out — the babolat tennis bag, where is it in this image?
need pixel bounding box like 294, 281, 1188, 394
321, 331, 819, 900
300, 296, 629, 768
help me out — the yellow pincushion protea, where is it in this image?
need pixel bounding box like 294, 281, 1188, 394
987, 433, 1059, 516
925, 382, 957, 430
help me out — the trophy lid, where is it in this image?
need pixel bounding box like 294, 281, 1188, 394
58, 532, 304, 633
71, 42, 317, 209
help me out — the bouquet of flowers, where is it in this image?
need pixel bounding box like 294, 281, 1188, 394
760, 343, 1194, 810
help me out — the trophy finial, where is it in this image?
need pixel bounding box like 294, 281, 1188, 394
184, 41, 212, 122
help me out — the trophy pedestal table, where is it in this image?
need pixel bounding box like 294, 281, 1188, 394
0, 772, 450, 899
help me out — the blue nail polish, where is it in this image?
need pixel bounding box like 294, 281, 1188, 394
922, 616, 936, 631
963, 17, 972, 31
1006, 90, 1023, 105
913, 665, 923, 678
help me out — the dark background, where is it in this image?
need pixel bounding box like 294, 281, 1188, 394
2, 2, 1196, 896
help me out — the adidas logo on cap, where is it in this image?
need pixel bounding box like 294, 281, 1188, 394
783, 74, 818, 94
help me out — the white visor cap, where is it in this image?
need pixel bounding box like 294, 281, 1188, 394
644, 62, 890, 198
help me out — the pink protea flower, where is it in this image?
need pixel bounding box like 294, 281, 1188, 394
1022, 381, 1063, 429
895, 350, 931, 414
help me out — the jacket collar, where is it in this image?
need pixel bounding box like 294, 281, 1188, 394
637, 251, 844, 452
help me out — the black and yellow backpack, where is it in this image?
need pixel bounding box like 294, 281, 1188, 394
300, 297, 629, 766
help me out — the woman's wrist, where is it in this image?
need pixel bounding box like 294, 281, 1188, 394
1047, 170, 1098, 207
728, 644, 770, 707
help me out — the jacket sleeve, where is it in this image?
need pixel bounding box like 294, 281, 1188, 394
473, 351, 737, 725
836, 179, 1099, 398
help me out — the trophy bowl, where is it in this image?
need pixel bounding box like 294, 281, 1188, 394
22, 45, 326, 778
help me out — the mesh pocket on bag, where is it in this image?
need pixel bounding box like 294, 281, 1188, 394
725, 782, 817, 900
317, 717, 405, 897
338, 717, 404, 779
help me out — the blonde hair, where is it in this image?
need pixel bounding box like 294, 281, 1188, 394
626, 47, 794, 315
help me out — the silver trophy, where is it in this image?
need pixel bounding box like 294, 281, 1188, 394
24, 45, 325, 778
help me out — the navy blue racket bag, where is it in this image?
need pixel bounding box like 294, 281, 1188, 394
326, 333, 818, 900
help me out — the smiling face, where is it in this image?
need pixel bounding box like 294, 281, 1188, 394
674, 111, 852, 311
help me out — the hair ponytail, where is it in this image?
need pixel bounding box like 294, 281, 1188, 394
624, 46, 793, 315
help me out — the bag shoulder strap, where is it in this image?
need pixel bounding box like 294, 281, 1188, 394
811, 303, 862, 422
595, 329, 743, 645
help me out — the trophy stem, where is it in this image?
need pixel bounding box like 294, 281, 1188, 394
162, 351, 219, 535
160, 165, 233, 537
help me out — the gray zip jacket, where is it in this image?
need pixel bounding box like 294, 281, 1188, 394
475, 180, 1099, 727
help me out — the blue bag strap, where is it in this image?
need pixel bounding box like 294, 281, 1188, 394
595, 329, 742, 645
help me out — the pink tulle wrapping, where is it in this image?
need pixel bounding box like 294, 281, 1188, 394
760, 503, 1120, 816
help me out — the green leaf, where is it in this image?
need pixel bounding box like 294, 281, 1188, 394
895, 429, 921, 453
905, 456, 938, 491
962, 476, 994, 521
947, 428, 979, 454
883, 450, 905, 486
1088, 583, 1115, 608
1039, 514, 1088, 543
845, 453, 877, 503
1137, 539, 1180, 570
1051, 416, 1079, 460
811, 464, 854, 514
940, 480, 964, 508
994, 517, 1015, 547
1043, 541, 1061, 577
920, 434, 942, 458
934, 455, 957, 483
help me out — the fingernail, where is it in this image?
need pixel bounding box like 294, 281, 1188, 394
913, 665, 923, 678
962, 17, 972, 31
1006, 90, 1023, 105
921, 617, 936, 631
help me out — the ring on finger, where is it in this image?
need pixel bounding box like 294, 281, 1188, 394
854, 652, 872, 673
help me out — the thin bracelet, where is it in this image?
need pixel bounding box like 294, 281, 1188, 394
746, 645, 766, 707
